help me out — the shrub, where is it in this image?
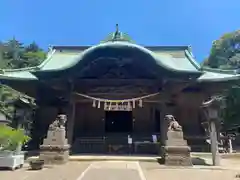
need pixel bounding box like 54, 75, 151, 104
0, 125, 30, 151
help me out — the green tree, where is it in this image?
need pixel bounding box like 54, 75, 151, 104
203, 29, 240, 129
22, 51, 46, 67
0, 38, 46, 123
22, 41, 46, 66
0, 85, 18, 118
1, 38, 46, 68
3, 37, 25, 68
0, 42, 10, 68
203, 30, 240, 69
222, 86, 240, 128
25, 41, 40, 52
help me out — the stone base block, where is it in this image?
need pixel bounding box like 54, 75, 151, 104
167, 131, 184, 139
39, 147, 69, 164
164, 155, 192, 166
164, 146, 192, 166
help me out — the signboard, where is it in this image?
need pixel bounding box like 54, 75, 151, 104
128, 136, 132, 144
104, 103, 132, 111
152, 135, 158, 143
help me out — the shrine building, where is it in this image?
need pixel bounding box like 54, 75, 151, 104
1, 26, 240, 154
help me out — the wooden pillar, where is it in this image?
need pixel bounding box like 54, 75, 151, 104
66, 81, 75, 146
160, 103, 167, 145
29, 105, 45, 150
67, 100, 76, 145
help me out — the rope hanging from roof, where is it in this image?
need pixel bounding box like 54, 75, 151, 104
73, 92, 159, 111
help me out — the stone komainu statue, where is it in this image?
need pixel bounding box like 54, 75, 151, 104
49, 114, 67, 130
165, 114, 182, 131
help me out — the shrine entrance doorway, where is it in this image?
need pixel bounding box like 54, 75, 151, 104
105, 111, 133, 133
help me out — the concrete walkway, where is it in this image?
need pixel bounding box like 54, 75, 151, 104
76, 161, 145, 180
1, 160, 240, 180
27, 152, 240, 163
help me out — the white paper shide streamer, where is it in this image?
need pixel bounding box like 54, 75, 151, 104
138, 99, 143, 108
92, 100, 96, 107
74, 92, 159, 111
97, 101, 101, 108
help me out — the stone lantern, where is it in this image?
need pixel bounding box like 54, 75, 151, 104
202, 96, 222, 166
10, 96, 36, 132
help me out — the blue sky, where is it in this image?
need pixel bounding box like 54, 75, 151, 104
0, 0, 239, 62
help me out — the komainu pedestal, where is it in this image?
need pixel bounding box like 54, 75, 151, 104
39, 114, 70, 164
163, 115, 192, 166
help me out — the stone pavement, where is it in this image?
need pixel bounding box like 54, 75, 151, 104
0, 160, 240, 180
77, 161, 144, 180
140, 161, 240, 180
0, 162, 90, 180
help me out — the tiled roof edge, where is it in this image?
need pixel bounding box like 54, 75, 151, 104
202, 67, 240, 75
51, 45, 191, 51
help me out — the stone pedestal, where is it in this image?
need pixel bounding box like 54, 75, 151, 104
164, 131, 192, 166
39, 127, 70, 164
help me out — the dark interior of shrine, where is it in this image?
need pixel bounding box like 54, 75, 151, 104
105, 111, 133, 133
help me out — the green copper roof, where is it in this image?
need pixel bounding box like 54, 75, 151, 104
0, 68, 38, 80
38, 50, 80, 71
0, 41, 240, 83
197, 67, 240, 82
36, 41, 201, 74
153, 52, 199, 72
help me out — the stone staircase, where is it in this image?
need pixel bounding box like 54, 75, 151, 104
72, 134, 160, 154
72, 136, 106, 154
132, 134, 160, 154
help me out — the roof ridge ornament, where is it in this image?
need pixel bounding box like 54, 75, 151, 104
100, 24, 134, 43
113, 24, 121, 41
116, 24, 119, 33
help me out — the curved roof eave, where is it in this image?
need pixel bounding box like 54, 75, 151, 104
0, 69, 38, 81
35, 41, 201, 75
197, 71, 240, 83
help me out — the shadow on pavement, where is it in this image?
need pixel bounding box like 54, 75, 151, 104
156, 157, 211, 166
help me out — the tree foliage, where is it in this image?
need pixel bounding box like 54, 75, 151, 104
0, 38, 46, 69
0, 125, 30, 151
203, 30, 240, 69
0, 37, 46, 119
203, 30, 240, 129
221, 86, 240, 129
